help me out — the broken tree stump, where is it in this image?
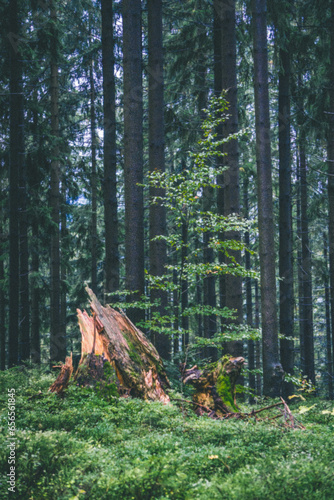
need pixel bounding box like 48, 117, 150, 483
182, 356, 245, 417
75, 286, 170, 403
49, 354, 73, 395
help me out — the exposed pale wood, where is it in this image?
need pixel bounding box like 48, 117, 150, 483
49, 353, 73, 394
76, 286, 170, 403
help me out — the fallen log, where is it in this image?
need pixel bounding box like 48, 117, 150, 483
181, 356, 245, 417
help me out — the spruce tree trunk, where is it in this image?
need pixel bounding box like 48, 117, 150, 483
181, 206, 189, 349
213, 0, 225, 316
327, 0, 334, 400
296, 155, 304, 371
255, 280, 262, 395
19, 122, 29, 362
102, 0, 119, 296
9, 0, 23, 367
324, 233, 333, 399
299, 139, 315, 385
50, 1, 65, 363
0, 213, 5, 370
220, 0, 243, 359
60, 179, 67, 352
123, 0, 145, 326
278, 46, 294, 397
147, 0, 169, 358
29, 98, 41, 364
90, 53, 98, 294
252, 0, 283, 397
244, 176, 255, 400
31, 217, 40, 364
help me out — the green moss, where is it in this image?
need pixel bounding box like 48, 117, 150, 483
123, 332, 144, 367
216, 360, 239, 412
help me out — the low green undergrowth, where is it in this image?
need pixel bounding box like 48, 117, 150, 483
1, 366, 334, 499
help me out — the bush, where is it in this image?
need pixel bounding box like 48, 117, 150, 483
0, 367, 334, 499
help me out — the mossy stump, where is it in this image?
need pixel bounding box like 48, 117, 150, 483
75, 286, 170, 403
182, 356, 245, 418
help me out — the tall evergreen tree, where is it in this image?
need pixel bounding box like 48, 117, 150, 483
147, 0, 169, 358
299, 137, 315, 385
123, 0, 145, 325
49, 1, 65, 362
90, 50, 98, 294
220, 0, 243, 359
277, 23, 294, 397
102, 0, 119, 297
328, 0, 334, 398
8, 0, 24, 367
252, 0, 283, 396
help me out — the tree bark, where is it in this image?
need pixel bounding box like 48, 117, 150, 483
327, 0, 334, 400
9, 0, 23, 367
90, 52, 98, 294
50, 1, 65, 363
299, 139, 315, 385
0, 211, 6, 370
278, 45, 294, 397
213, 0, 226, 317
123, 0, 145, 326
148, 0, 169, 358
243, 176, 255, 400
252, 0, 283, 396
102, 0, 119, 296
324, 232, 333, 399
220, 0, 243, 359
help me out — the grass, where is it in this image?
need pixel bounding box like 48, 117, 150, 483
1, 366, 334, 499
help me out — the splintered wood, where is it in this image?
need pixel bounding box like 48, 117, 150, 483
76, 286, 170, 403
49, 354, 73, 394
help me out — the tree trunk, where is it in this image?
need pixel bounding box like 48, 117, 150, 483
76, 287, 170, 402
90, 52, 98, 294
296, 154, 304, 373
8, 0, 23, 367
50, 1, 65, 363
327, 0, 334, 400
278, 45, 294, 397
218, 0, 243, 360
213, 0, 227, 321
29, 93, 41, 365
31, 216, 40, 364
102, 0, 119, 296
148, 0, 169, 359
181, 205, 189, 349
123, 0, 145, 326
252, 0, 283, 397
19, 117, 29, 362
254, 279, 262, 395
60, 178, 67, 353
0, 211, 6, 370
299, 138, 315, 385
243, 176, 255, 401
324, 232, 333, 399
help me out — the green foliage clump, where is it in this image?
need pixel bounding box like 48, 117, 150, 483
1, 368, 334, 499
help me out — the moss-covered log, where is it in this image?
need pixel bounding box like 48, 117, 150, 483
182, 356, 245, 417
76, 286, 170, 403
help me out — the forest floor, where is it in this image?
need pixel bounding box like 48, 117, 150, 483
1, 365, 334, 499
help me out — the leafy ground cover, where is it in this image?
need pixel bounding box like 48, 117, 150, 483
1, 366, 334, 499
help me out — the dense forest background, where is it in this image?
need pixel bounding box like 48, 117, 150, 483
1, 0, 334, 400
